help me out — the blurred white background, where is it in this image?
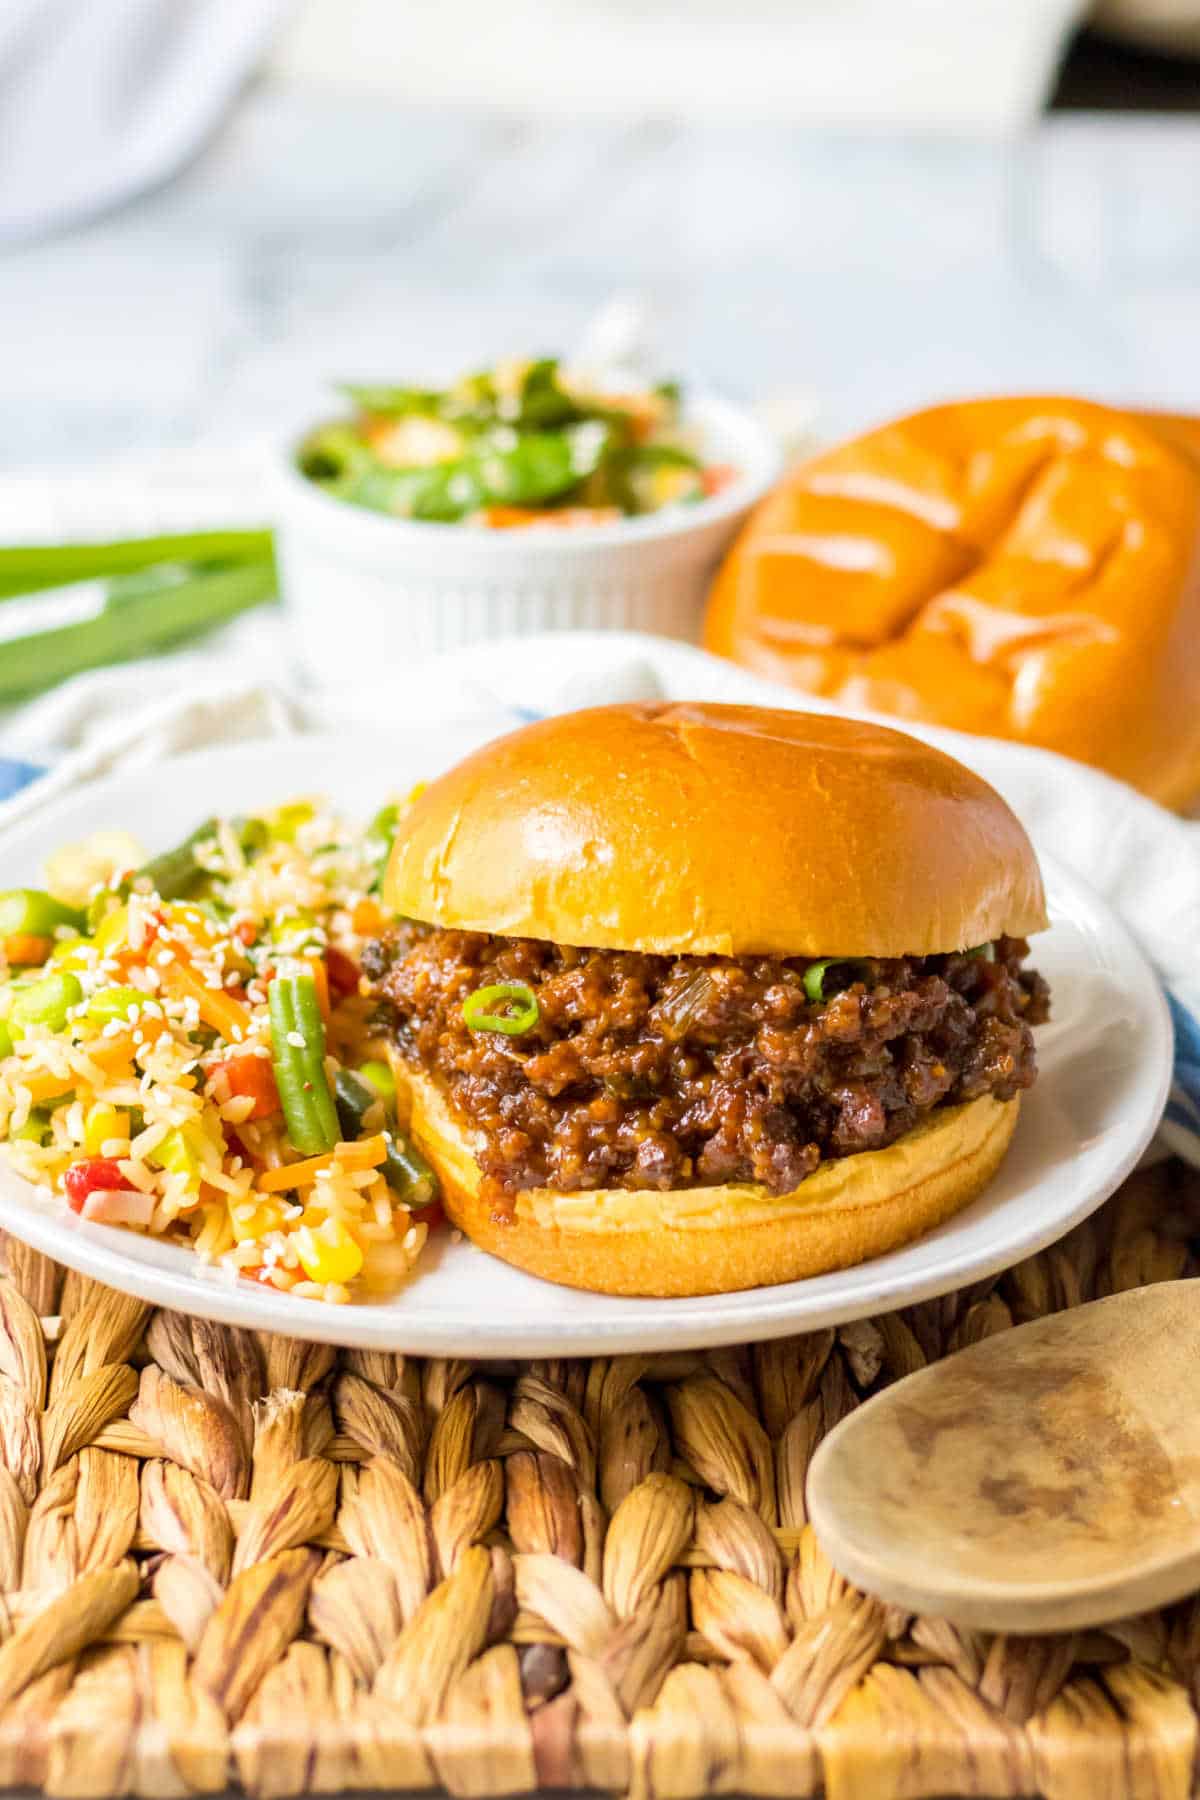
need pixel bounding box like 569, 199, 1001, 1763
0, 0, 1197, 471
270, 0, 1082, 129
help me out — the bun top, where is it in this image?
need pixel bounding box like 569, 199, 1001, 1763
703, 397, 1200, 810
384, 702, 1047, 957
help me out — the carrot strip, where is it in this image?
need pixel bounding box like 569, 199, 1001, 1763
256, 1134, 388, 1192
351, 898, 384, 935
3, 935, 53, 967
163, 960, 253, 1042
16, 1033, 136, 1102
305, 954, 331, 1026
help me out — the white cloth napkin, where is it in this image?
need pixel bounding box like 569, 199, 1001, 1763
1, 630, 1198, 1168
0, 0, 291, 242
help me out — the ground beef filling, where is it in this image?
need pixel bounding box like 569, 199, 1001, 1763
364, 927, 1049, 1212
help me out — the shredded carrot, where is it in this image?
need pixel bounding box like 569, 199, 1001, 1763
474, 505, 543, 529
351, 897, 384, 936
701, 463, 737, 497
162, 960, 253, 1042
3, 935, 53, 967
256, 1134, 388, 1193
305, 954, 331, 1026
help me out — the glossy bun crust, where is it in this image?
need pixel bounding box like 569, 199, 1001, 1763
396, 1063, 1018, 1297
704, 397, 1200, 809
383, 702, 1047, 959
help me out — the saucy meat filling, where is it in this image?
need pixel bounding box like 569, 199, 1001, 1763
363, 927, 1049, 1209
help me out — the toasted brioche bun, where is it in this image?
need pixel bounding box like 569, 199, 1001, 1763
704, 397, 1200, 810
394, 1059, 1018, 1297
384, 702, 1046, 958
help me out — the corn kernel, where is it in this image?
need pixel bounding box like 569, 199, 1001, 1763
295, 1218, 363, 1285
48, 939, 93, 973
84, 1103, 130, 1155
651, 464, 697, 507
231, 1197, 286, 1244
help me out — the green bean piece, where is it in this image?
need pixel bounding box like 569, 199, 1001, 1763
381, 1131, 438, 1208
268, 974, 339, 1156
0, 890, 85, 939
137, 818, 220, 900
332, 1060, 435, 1205
134, 813, 268, 903
10, 972, 83, 1035
357, 1059, 396, 1105
333, 1067, 384, 1140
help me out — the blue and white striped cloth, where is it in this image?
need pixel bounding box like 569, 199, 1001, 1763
1167, 994, 1200, 1153
0, 759, 42, 803
1, 631, 1198, 1169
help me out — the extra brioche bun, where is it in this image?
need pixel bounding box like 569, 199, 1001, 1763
381, 703, 1044, 1296
704, 397, 1200, 810
394, 1062, 1019, 1297
384, 702, 1047, 959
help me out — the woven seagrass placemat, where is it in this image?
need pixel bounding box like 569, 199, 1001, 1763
0, 1160, 1197, 1800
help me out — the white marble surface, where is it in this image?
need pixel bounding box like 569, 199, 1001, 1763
1, 90, 1198, 471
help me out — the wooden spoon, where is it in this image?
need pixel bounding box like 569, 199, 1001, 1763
806, 1281, 1200, 1633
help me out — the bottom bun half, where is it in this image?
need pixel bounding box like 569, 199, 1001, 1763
393, 1060, 1020, 1298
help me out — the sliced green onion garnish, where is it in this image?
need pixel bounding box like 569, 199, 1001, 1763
802, 959, 871, 1004
802, 961, 835, 1003
462, 981, 539, 1036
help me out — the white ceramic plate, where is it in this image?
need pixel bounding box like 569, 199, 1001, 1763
0, 732, 1173, 1355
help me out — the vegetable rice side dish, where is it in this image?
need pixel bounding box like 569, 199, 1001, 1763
0, 798, 441, 1305
297, 356, 737, 527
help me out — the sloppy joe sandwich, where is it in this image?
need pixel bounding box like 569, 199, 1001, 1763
704, 397, 1200, 809
363, 703, 1050, 1297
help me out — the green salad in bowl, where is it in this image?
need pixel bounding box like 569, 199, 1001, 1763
295, 356, 737, 529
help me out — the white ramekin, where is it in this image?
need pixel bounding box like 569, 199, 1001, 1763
273, 395, 780, 680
